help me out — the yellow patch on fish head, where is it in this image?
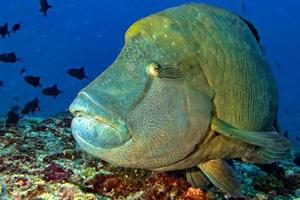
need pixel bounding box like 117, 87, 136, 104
125, 15, 173, 41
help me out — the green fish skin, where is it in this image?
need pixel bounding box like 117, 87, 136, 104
69, 3, 290, 197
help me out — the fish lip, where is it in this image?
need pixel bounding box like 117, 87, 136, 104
74, 125, 133, 150
70, 92, 128, 135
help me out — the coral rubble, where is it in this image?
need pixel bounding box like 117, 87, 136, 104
0, 112, 299, 199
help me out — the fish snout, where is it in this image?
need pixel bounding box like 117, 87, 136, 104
69, 92, 130, 149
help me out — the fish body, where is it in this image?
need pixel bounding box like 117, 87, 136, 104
284, 130, 289, 138
24, 75, 41, 87
10, 105, 20, 112
42, 84, 62, 98
0, 80, 3, 87
239, 17, 260, 43
0, 23, 9, 38
12, 23, 21, 33
69, 4, 290, 197
21, 97, 40, 115
0, 52, 19, 63
40, 0, 52, 16
67, 67, 87, 80
6, 110, 21, 127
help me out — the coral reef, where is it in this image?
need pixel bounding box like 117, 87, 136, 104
0, 112, 300, 199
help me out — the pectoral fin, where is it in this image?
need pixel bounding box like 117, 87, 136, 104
198, 159, 244, 198
211, 117, 291, 163
186, 168, 210, 188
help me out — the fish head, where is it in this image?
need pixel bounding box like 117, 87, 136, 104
70, 12, 213, 169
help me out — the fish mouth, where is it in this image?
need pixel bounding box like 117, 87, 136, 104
69, 92, 131, 149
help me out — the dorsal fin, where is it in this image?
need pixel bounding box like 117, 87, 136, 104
239, 16, 260, 43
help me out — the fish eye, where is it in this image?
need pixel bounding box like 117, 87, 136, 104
147, 62, 162, 77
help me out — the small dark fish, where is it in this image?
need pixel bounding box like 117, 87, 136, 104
20, 68, 26, 74
5, 110, 21, 127
0, 80, 3, 87
24, 75, 41, 87
283, 130, 288, 138
42, 84, 62, 98
0, 52, 20, 63
39, 0, 52, 16
21, 97, 40, 115
67, 67, 88, 80
12, 23, 22, 33
10, 105, 20, 112
240, 0, 247, 13
0, 23, 9, 38
296, 136, 300, 142
275, 61, 281, 68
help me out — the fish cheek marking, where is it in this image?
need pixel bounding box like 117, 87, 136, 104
159, 67, 184, 79
129, 78, 153, 112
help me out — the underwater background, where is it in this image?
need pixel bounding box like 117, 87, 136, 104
1, 0, 300, 199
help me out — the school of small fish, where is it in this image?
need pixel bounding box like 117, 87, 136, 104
0, 0, 88, 127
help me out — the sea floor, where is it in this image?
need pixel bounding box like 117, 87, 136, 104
0, 112, 300, 200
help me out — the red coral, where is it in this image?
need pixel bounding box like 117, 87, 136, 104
87, 172, 145, 197
43, 162, 73, 182
89, 174, 124, 195
86, 170, 194, 199
183, 187, 206, 200
143, 172, 191, 199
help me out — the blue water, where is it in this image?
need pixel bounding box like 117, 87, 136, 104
0, 0, 299, 141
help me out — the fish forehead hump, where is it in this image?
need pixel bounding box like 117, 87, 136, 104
125, 3, 277, 131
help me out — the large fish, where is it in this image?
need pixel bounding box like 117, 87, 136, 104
69, 3, 290, 197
